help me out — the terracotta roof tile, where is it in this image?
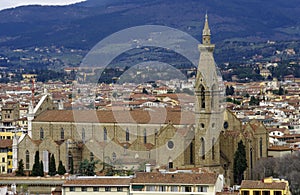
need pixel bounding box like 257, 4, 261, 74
63, 177, 131, 186
34, 109, 194, 125
131, 172, 218, 185
0, 139, 12, 148
240, 180, 286, 190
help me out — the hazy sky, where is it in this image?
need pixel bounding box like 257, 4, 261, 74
0, 0, 86, 11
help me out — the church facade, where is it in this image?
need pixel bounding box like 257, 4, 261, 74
15, 15, 268, 185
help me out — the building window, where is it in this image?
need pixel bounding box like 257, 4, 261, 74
274, 191, 282, 195
2, 166, 5, 172
201, 137, 205, 160
104, 127, 107, 141
171, 186, 178, 192
117, 187, 123, 192
82, 128, 85, 142
126, 128, 130, 141
159, 186, 166, 191
40, 128, 44, 139
70, 187, 75, 192
2, 157, 5, 162
184, 186, 192, 192
260, 137, 263, 158
25, 150, 30, 169
81, 187, 87, 192
60, 128, 64, 140
200, 85, 205, 109
93, 187, 99, 192
198, 186, 208, 192
168, 162, 173, 169
212, 137, 215, 160
242, 190, 250, 195
105, 187, 111, 192
167, 141, 174, 150
143, 129, 147, 144
254, 191, 261, 195
211, 84, 216, 110
262, 191, 270, 195
146, 186, 156, 191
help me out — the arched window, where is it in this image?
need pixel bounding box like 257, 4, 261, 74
143, 129, 147, 144
168, 158, 173, 169
211, 84, 216, 110
259, 137, 263, 158
212, 138, 215, 160
126, 128, 130, 142
104, 127, 107, 141
40, 128, 44, 140
82, 128, 85, 142
25, 150, 30, 169
60, 128, 64, 140
90, 152, 94, 161
201, 137, 205, 160
189, 141, 194, 164
200, 85, 205, 109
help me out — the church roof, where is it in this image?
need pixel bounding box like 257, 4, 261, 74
34, 109, 195, 125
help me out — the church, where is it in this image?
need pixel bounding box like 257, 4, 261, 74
14, 15, 268, 186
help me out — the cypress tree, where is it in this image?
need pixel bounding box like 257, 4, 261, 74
40, 160, 44, 176
57, 160, 66, 175
70, 157, 74, 174
32, 151, 40, 176
49, 154, 56, 176
233, 140, 248, 184
16, 159, 25, 176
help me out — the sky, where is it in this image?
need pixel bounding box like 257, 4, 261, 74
0, 0, 86, 11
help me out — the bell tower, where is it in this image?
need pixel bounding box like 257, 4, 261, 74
194, 14, 224, 172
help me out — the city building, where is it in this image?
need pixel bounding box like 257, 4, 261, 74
240, 177, 291, 195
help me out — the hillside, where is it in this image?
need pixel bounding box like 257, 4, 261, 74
0, 0, 299, 49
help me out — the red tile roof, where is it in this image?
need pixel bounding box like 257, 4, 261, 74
34, 109, 195, 125
240, 180, 286, 190
131, 172, 218, 185
63, 177, 131, 186
0, 139, 12, 148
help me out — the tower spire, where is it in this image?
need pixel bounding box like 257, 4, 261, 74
202, 13, 211, 45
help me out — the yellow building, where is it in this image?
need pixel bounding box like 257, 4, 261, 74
240, 177, 290, 195
0, 126, 23, 140
0, 140, 13, 174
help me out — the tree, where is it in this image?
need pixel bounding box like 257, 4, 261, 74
233, 140, 247, 184
57, 160, 66, 175
69, 157, 74, 174
79, 159, 99, 176
40, 160, 44, 176
278, 86, 284, 95
32, 151, 41, 176
49, 154, 56, 176
226, 85, 235, 96
249, 96, 259, 106
15, 159, 25, 176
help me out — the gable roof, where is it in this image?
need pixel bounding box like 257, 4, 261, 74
33, 109, 194, 125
